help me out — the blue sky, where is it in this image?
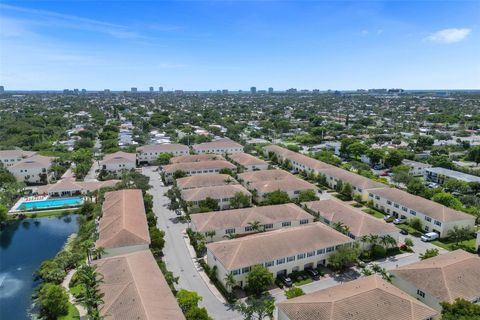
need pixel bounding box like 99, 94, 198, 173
0, 1, 479, 90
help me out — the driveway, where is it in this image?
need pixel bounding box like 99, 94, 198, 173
143, 167, 242, 320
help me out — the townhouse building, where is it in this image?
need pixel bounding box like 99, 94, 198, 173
100, 151, 136, 173
425, 167, 480, 184
7, 155, 54, 184
181, 184, 252, 211
37, 179, 119, 197
278, 275, 438, 320
192, 138, 243, 155
95, 189, 150, 257
175, 173, 239, 190
206, 222, 352, 290
303, 198, 398, 244
190, 203, 314, 242
0, 149, 36, 167
228, 152, 269, 171
391, 250, 480, 312
162, 160, 237, 183
367, 187, 475, 237
402, 159, 432, 176
170, 154, 225, 164
136, 143, 189, 165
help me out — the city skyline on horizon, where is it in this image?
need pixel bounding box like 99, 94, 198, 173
1, 1, 479, 90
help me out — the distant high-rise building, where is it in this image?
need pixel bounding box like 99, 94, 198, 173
131, 87, 138, 92
250, 86, 257, 94
149, 86, 154, 92
0, 86, 4, 93
222, 89, 228, 94
159, 86, 164, 93
216, 90, 222, 94
268, 87, 274, 94
104, 89, 111, 93
286, 88, 297, 94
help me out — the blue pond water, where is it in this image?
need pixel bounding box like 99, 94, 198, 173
0, 215, 79, 319
18, 197, 83, 211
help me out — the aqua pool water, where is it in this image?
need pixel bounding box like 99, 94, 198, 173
18, 197, 83, 211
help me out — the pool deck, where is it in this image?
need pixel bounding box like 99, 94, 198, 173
9, 196, 84, 214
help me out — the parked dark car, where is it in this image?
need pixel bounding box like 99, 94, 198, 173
278, 274, 293, 287
399, 228, 408, 235
305, 267, 320, 280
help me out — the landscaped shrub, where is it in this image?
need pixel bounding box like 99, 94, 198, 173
371, 244, 387, 259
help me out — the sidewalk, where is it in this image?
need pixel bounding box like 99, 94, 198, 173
61, 269, 88, 319
181, 229, 227, 304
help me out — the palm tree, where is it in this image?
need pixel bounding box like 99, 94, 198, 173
247, 220, 262, 232
224, 273, 237, 292
92, 247, 106, 260
205, 230, 216, 242
76, 264, 104, 318
332, 222, 350, 236
367, 234, 380, 246
223, 233, 236, 240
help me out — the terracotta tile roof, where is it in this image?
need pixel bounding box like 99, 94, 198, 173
37, 179, 120, 194
181, 184, 251, 202
278, 275, 438, 320
191, 203, 313, 232
136, 143, 189, 153
249, 177, 317, 194
10, 155, 53, 169
94, 250, 185, 320
170, 154, 226, 164
176, 174, 239, 190
238, 169, 294, 183
101, 151, 136, 165
304, 199, 398, 238
207, 222, 352, 270
162, 160, 236, 174
391, 250, 480, 303
96, 189, 150, 249
370, 187, 475, 223
229, 153, 268, 166
192, 138, 243, 151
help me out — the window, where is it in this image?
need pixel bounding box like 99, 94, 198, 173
265, 261, 274, 267
424, 216, 432, 222
242, 267, 251, 274
369, 193, 374, 197
326, 246, 334, 253
387, 200, 392, 205
417, 289, 425, 298
317, 248, 325, 255
307, 251, 315, 257
264, 224, 273, 230
282, 221, 291, 227
434, 220, 442, 226
410, 210, 416, 216
225, 228, 235, 234
394, 203, 399, 208
287, 256, 295, 262
402, 207, 407, 212
245, 226, 253, 232
293, 190, 300, 195
276, 258, 285, 265
297, 253, 306, 260
324, 218, 330, 224
300, 219, 309, 225
375, 196, 380, 200
358, 188, 362, 192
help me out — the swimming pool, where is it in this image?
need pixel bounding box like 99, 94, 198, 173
18, 197, 84, 211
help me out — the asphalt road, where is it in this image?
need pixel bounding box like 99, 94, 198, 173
143, 167, 242, 320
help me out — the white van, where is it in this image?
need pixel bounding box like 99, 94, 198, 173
421, 232, 439, 242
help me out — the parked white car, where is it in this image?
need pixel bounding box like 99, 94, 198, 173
393, 218, 407, 225
421, 232, 439, 242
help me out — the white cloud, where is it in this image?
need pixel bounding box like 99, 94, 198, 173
427, 28, 471, 44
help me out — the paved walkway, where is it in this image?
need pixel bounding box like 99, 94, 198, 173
143, 167, 242, 320
61, 269, 87, 319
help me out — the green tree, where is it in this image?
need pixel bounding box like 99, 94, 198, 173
245, 265, 274, 296
298, 189, 318, 202
149, 227, 166, 256
235, 294, 275, 320
416, 135, 435, 149
419, 248, 439, 260
264, 190, 290, 205
341, 182, 353, 199
0, 204, 8, 223
185, 307, 212, 320
408, 217, 423, 232
441, 298, 480, 320
384, 149, 406, 167
428, 155, 454, 169
173, 170, 188, 179
285, 287, 305, 299
176, 289, 202, 313
76, 264, 104, 319
467, 145, 480, 166
224, 273, 237, 292
37, 283, 69, 320
432, 192, 463, 210
407, 178, 426, 196
230, 192, 251, 208
404, 237, 414, 249
327, 244, 360, 270
367, 148, 385, 165
36, 259, 66, 284
156, 153, 174, 165
447, 226, 474, 246
198, 197, 220, 211
332, 221, 350, 236
346, 142, 368, 159
391, 165, 413, 185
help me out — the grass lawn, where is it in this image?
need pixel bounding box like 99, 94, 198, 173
432, 238, 476, 252
58, 302, 80, 320
294, 278, 313, 286
394, 223, 421, 235
25, 209, 78, 218
332, 193, 352, 201
362, 208, 385, 219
